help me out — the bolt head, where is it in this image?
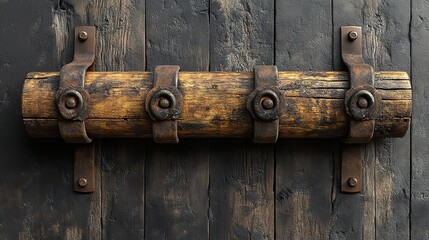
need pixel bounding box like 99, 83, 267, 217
357, 97, 369, 109
348, 177, 358, 187
158, 97, 170, 109
261, 97, 274, 110
78, 178, 88, 187
78, 31, 88, 41
65, 97, 77, 109
348, 31, 359, 41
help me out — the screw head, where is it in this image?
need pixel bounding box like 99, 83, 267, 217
348, 31, 359, 41
261, 97, 274, 110
158, 97, 170, 109
357, 97, 369, 109
348, 177, 358, 187
78, 178, 88, 187
78, 31, 88, 41
65, 97, 77, 109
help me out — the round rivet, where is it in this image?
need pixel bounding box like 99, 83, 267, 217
261, 97, 274, 110
78, 31, 88, 41
348, 31, 359, 41
348, 177, 358, 187
357, 97, 369, 109
65, 97, 77, 109
78, 178, 88, 187
159, 97, 171, 109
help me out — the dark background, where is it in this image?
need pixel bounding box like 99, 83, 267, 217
0, 0, 427, 239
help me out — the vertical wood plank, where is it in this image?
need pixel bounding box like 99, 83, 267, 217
0, 1, 101, 239
208, 0, 275, 239
331, 2, 374, 239
145, 0, 210, 239
411, 0, 429, 239
371, 2, 411, 236
89, 1, 147, 239
275, 1, 333, 239
333, 1, 411, 239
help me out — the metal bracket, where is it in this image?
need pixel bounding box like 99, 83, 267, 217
56, 26, 96, 193
145, 65, 182, 143
246, 66, 283, 143
341, 26, 382, 193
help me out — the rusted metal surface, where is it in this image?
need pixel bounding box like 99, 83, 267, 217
246, 66, 283, 143
145, 65, 182, 143
74, 143, 96, 193
341, 144, 363, 193
56, 26, 95, 143
341, 26, 381, 193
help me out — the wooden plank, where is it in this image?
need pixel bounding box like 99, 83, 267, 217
0, 1, 101, 239
208, 1, 275, 239
89, 1, 147, 239
370, 2, 411, 237
275, 1, 334, 239
411, 0, 429, 239
333, 1, 411, 239
144, 0, 210, 239
331, 2, 373, 239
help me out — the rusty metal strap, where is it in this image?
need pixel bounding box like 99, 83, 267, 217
145, 65, 182, 143
341, 26, 382, 193
246, 66, 283, 143
56, 26, 95, 143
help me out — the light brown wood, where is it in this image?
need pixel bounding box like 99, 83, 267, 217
22, 71, 411, 139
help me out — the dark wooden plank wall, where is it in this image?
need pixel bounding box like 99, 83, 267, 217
0, 0, 427, 239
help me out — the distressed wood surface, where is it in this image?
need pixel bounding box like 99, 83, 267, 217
411, 0, 429, 239
144, 0, 210, 239
90, 1, 147, 239
0, 1, 102, 239
22, 71, 411, 139
275, 1, 334, 239
209, 0, 275, 239
1, 0, 426, 239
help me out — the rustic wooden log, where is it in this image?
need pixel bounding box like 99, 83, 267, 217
22, 71, 411, 139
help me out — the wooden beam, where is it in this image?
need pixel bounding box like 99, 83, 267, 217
22, 71, 411, 139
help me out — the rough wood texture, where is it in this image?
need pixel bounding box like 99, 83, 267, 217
22, 71, 411, 139
411, 0, 429, 239
90, 1, 147, 239
332, 1, 411, 239
0, 1, 101, 239
275, 1, 334, 239
209, 0, 275, 239
144, 0, 210, 239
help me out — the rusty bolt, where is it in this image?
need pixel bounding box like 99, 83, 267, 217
348, 31, 359, 41
159, 97, 170, 109
65, 97, 77, 109
261, 97, 274, 110
78, 31, 88, 41
348, 177, 358, 187
357, 97, 369, 109
78, 178, 88, 187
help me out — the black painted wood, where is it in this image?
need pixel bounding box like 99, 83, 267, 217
411, 0, 429, 239
275, 1, 334, 239
0, 1, 101, 239
0, 0, 426, 239
144, 0, 210, 239
208, 0, 275, 239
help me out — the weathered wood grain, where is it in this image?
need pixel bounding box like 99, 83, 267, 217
144, 0, 210, 239
0, 1, 101, 239
22, 71, 411, 139
333, 1, 411, 239
90, 1, 147, 239
275, 1, 334, 239
411, 0, 429, 239
209, 0, 275, 239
